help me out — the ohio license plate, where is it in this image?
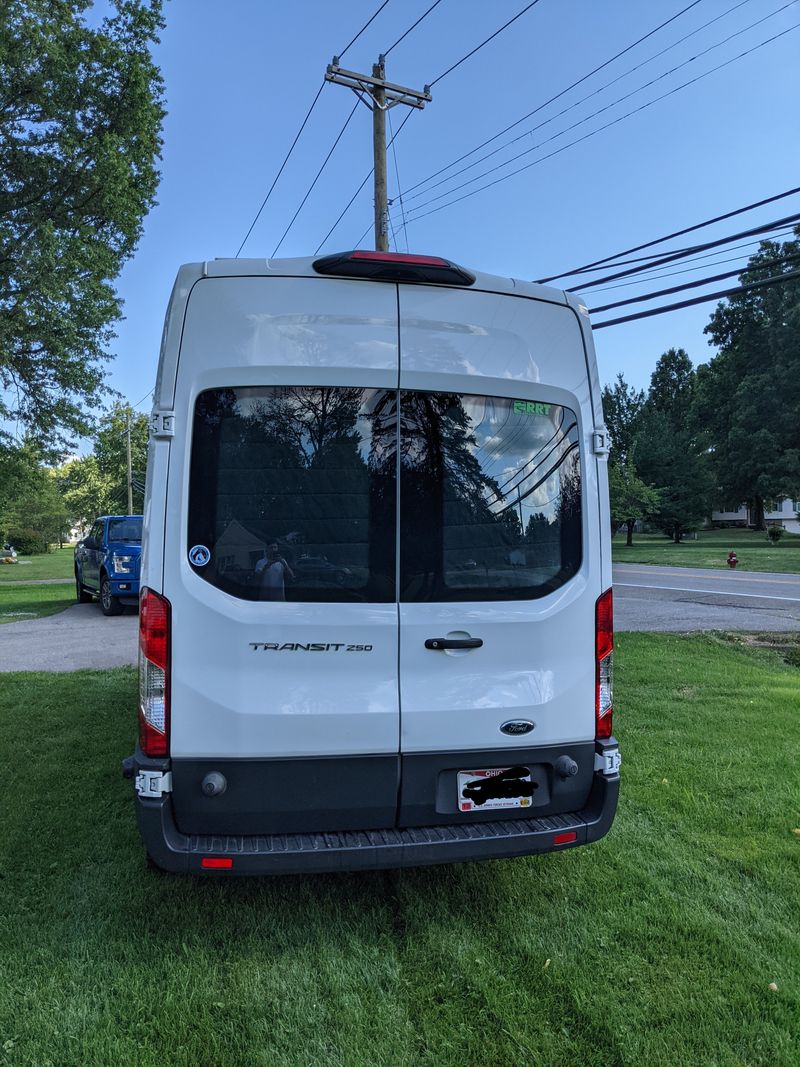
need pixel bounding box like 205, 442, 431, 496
457, 766, 535, 812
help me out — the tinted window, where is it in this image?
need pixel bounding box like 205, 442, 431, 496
108, 518, 142, 542
399, 393, 581, 601
188, 387, 396, 602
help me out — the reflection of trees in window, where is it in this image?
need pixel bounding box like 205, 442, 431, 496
400, 393, 503, 596
399, 394, 581, 599
189, 386, 397, 601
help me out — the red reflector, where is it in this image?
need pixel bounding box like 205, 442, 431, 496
201, 857, 233, 870
351, 250, 450, 267
554, 831, 578, 845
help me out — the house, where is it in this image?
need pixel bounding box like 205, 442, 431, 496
214, 520, 267, 571
711, 499, 800, 534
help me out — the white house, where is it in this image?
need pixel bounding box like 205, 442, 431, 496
711, 499, 800, 534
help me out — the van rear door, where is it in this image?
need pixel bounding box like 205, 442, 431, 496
396, 285, 602, 826
163, 276, 401, 834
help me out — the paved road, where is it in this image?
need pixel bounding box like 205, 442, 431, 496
614, 563, 800, 632
1, 565, 798, 671
0, 603, 138, 671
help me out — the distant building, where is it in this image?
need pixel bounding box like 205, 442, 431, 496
711, 499, 800, 534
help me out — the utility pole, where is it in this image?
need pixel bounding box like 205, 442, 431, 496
126, 414, 133, 515
326, 56, 431, 252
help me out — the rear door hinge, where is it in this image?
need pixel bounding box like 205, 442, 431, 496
135, 769, 173, 798
592, 427, 610, 458
594, 748, 621, 776
151, 410, 175, 439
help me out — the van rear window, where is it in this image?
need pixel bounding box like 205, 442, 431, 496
399, 393, 581, 601
188, 388, 581, 603
188, 387, 397, 602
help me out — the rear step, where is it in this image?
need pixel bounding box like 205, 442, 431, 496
138, 766, 618, 874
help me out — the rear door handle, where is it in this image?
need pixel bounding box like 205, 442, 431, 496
425, 637, 483, 650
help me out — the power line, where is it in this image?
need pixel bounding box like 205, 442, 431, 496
538, 185, 800, 282
429, 0, 543, 86
591, 267, 800, 329
568, 212, 800, 290
586, 228, 799, 292
235, 81, 325, 257
235, 0, 394, 257
387, 109, 410, 251
405, 0, 790, 207
338, 0, 392, 60
403, 15, 800, 217
399, 22, 800, 228
401, 0, 707, 201
271, 98, 360, 258
588, 251, 800, 313
385, 0, 444, 55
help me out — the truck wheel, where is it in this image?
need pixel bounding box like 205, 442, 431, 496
75, 571, 93, 603
100, 574, 123, 616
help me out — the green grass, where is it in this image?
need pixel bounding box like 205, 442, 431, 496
0, 637, 798, 1066
0, 545, 75, 583
0, 582, 74, 623
613, 528, 800, 573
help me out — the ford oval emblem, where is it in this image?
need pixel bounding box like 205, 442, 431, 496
500, 720, 535, 736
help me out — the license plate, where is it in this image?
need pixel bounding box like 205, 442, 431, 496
457, 766, 535, 812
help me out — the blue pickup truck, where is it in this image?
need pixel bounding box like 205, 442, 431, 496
74, 515, 143, 615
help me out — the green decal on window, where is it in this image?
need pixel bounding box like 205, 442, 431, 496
513, 400, 551, 416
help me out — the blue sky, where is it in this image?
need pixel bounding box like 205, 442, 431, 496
105, 0, 800, 420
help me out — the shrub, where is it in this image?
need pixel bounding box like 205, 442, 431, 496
767, 525, 785, 543
5, 527, 48, 554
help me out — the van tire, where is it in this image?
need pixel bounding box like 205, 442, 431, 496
100, 574, 123, 616
145, 852, 164, 872
75, 572, 93, 603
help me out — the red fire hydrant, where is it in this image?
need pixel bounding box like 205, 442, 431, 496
727, 551, 738, 569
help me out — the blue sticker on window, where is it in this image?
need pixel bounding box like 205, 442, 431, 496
189, 544, 211, 567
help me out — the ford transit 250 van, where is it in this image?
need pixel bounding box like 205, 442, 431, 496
129, 250, 620, 874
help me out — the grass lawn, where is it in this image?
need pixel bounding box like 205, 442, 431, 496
613, 528, 800, 573
0, 636, 798, 1066
0, 545, 75, 583
0, 582, 75, 623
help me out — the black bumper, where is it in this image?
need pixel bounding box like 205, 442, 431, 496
133, 745, 620, 876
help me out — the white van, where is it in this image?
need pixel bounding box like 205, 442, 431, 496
128, 250, 620, 874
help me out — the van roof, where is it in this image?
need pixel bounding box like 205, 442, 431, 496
186, 255, 582, 311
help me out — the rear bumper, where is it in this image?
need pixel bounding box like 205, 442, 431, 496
133, 744, 620, 875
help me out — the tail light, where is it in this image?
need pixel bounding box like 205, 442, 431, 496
595, 588, 613, 739
139, 587, 170, 757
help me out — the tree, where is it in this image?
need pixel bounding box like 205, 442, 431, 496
602, 374, 659, 544
0, 439, 70, 551
697, 233, 800, 529
602, 373, 645, 466
0, 1, 164, 451
93, 403, 149, 513
56, 403, 149, 525
607, 463, 661, 545
635, 351, 712, 543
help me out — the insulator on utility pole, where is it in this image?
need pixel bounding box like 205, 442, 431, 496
325, 56, 431, 253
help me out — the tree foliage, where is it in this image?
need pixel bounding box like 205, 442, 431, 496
0, 0, 164, 449
696, 232, 800, 528
58, 402, 148, 523
602, 373, 659, 544
0, 439, 70, 550
634, 349, 712, 543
